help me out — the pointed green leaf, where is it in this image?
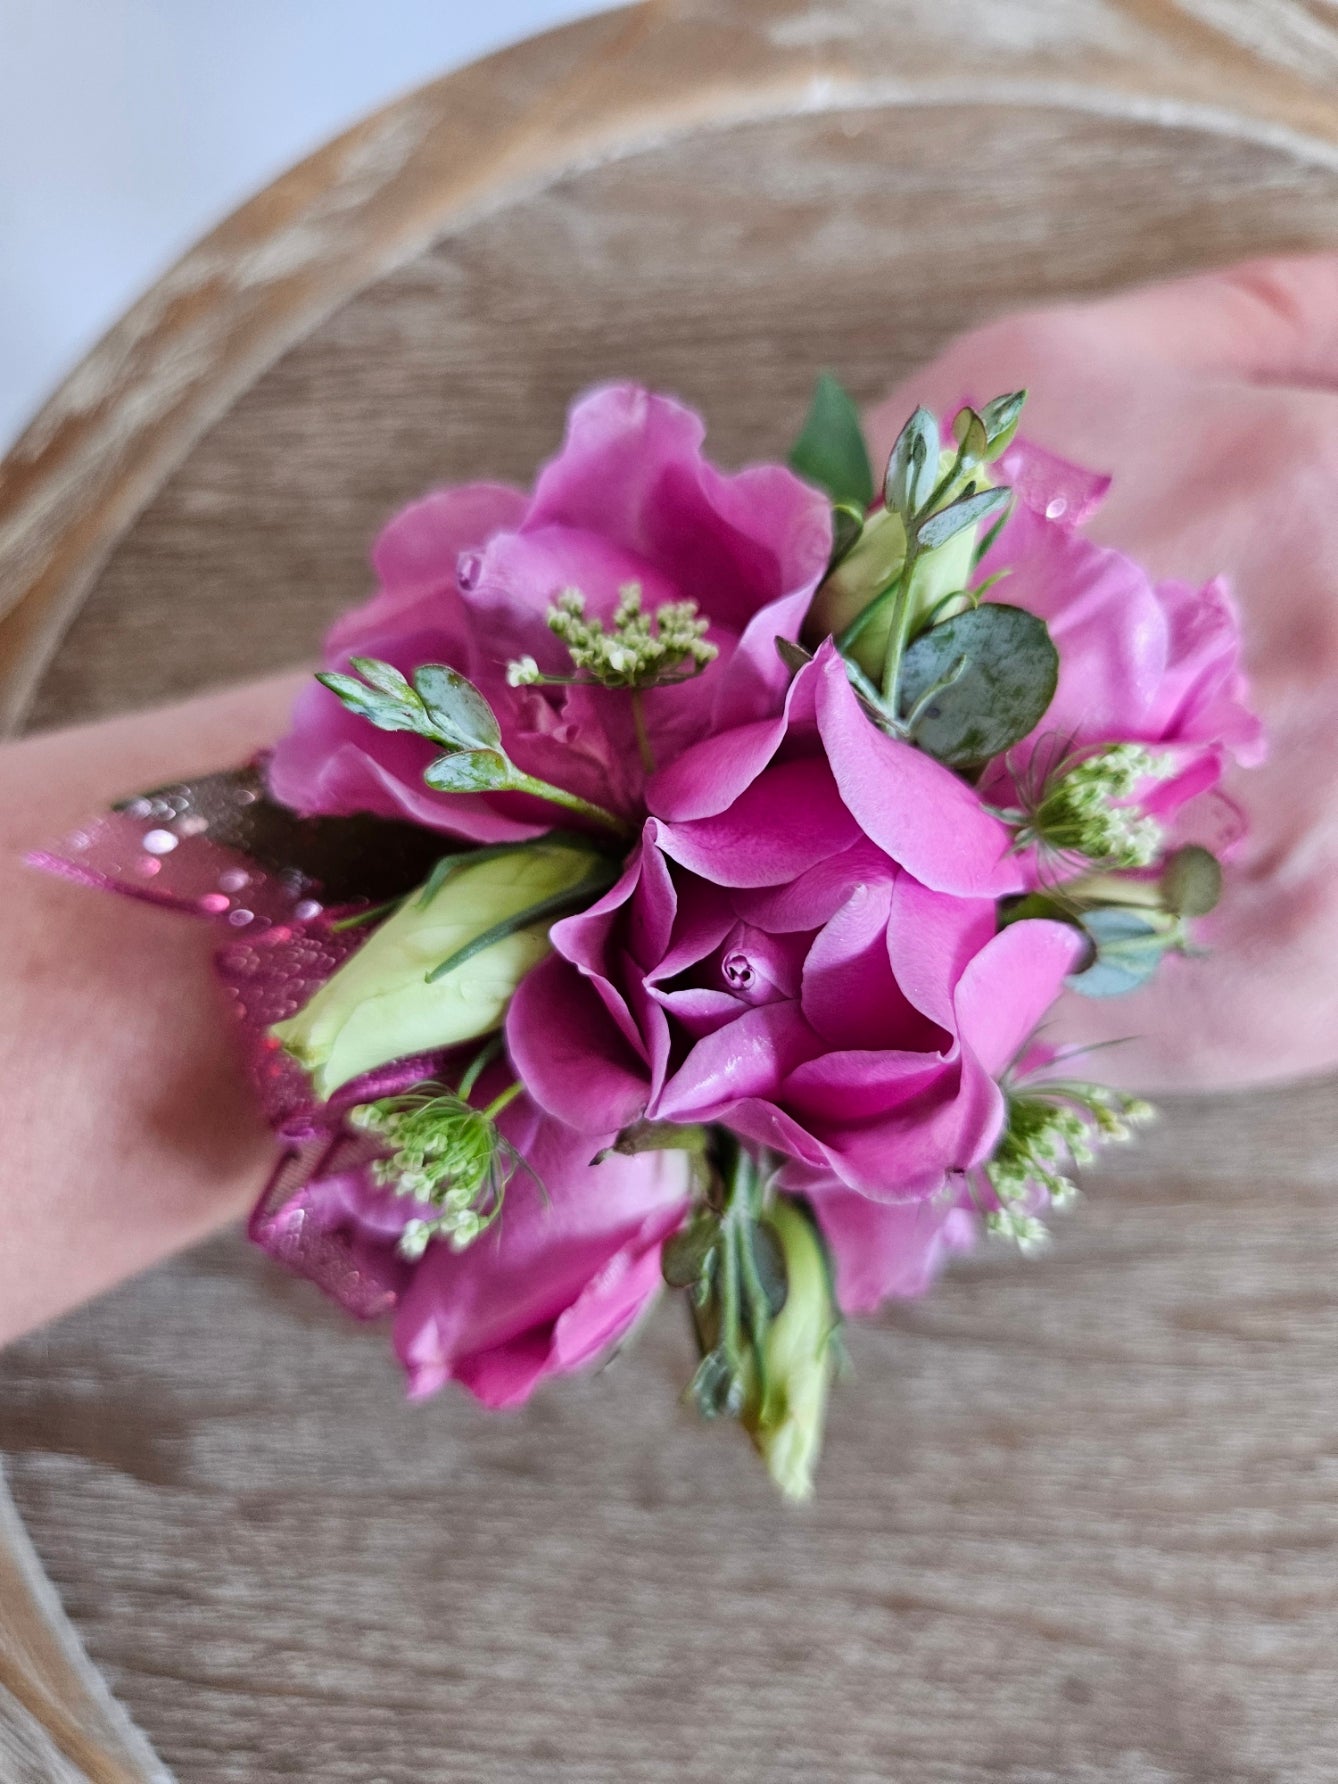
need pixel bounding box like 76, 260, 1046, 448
898, 603, 1058, 767
347, 656, 416, 702
950, 407, 989, 476
915, 485, 1010, 552
788, 374, 875, 510
413, 665, 502, 750
829, 500, 865, 567
315, 671, 423, 734
422, 749, 512, 794
979, 389, 1026, 455
884, 405, 940, 520
774, 636, 814, 677
423, 860, 614, 982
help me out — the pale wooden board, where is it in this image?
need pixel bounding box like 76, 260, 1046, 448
6, 1079, 1338, 1783
5, 1, 1338, 1779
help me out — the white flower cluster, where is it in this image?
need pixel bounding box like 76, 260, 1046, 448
1029, 743, 1175, 870
350, 1089, 514, 1258
509, 583, 718, 692
984, 1084, 1156, 1255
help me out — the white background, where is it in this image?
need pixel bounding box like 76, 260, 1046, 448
0, 1, 612, 448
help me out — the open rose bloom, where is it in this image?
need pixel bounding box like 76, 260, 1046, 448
38, 380, 1261, 1497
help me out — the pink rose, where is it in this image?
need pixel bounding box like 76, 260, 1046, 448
509, 643, 1082, 1203
806, 1182, 977, 1314
974, 437, 1264, 832
268, 384, 833, 839
260, 1098, 691, 1407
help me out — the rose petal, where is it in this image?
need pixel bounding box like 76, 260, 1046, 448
813, 645, 1022, 897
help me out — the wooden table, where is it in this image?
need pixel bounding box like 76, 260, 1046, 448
4, 3, 1338, 1778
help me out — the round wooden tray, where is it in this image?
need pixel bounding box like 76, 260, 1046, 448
5, 3, 1338, 1778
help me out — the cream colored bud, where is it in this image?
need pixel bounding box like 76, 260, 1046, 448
272, 841, 602, 1100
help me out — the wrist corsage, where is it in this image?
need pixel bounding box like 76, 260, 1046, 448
34, 377, 1262, 1497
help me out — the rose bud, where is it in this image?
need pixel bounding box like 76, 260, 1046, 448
807, 447, 986, 679
743, 1198, 839, 1503
273, 840, 608, 1100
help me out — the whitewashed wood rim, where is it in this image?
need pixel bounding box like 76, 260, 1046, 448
2, 0, 1338, 734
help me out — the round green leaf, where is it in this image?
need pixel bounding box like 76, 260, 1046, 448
1069, 907, 1167, 998
1161, 844, 1222, 917
898, 602, 1059, 767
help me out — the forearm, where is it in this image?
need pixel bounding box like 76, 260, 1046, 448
0, 673, 305, 1345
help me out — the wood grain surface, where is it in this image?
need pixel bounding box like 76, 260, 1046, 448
4, 1, 1338, 1779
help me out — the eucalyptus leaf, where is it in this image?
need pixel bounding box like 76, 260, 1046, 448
414, 665, 503, 750
898, 603, 1059, 767
915, 485, 1010, 552
979, 389, 1027, 455
422, 748, 513, 794
884, 405, 939, 520
1161, 845, 1222, 917
1069, 907, 1168, 998
788, 374, 874, 510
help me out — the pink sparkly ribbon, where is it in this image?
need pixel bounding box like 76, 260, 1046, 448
30, 765, 454, 1317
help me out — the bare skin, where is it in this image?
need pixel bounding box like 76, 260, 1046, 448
2, 253, 1334, 1344
0, 674, 303, 1344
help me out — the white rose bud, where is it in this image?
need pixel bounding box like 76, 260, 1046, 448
272, 840, 605, 1100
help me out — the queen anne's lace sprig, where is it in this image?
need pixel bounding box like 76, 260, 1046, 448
350, 1067, 528, 1259
980, 1081, 1156, 1254
508, 583, 718, 692
1003, 740, 1176, 873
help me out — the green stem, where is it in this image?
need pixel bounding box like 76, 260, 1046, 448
719, 1212, 744, 1364
327, 895, 405, 932
630, 689, 656, 776
511, 771, 632, 839
456, 1034, 504, 1102
836, 567, 905, 656
880, 538, 922, 709
483, 1081, 524, 1121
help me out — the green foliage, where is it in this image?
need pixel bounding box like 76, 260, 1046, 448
983, 1080, 1155, 1253
317, 656, 632, 837
350, 1066, 529, 1259
897, 604, 1059, 768
788, 373, 875, 510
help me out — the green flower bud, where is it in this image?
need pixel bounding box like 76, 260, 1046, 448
743, 1199, 838, 1503
808, 449, 985, 677
272, 841, 603, 1099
